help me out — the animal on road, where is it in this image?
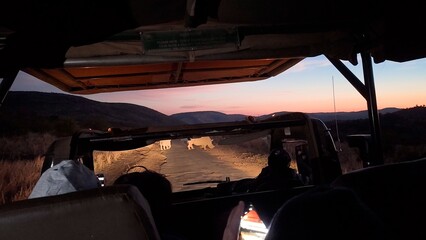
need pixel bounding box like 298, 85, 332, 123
187, 137, 215, 150
159, 140, 172, 150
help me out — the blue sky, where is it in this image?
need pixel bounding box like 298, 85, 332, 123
9, 55, 426, 116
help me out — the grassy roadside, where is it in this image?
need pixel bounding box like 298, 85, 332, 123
0, 156, 44, 204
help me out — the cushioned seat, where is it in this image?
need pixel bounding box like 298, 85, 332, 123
332, 158, 426, 240
0, 185, 160, 240
264, 186, 385, 240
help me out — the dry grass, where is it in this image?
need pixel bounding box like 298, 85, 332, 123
0, 133, 56, 160
93, 144, 166, 186
0, 132, 55, 204
93, 150, 124, 171
338, 142, 365, 173
0, 145, 154, 205
0, 156, 44, 204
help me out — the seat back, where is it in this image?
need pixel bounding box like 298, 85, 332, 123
0, 185, 160, 240
264, 185, 385, 240
332, 158, 426, 240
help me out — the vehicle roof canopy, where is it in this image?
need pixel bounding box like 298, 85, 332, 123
1, 0, 425, 94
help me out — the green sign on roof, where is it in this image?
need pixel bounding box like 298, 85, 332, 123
141, 28, 239, 52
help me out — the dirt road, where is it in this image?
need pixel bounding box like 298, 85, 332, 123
97, 140, 267, 191
160, 140, 261, 191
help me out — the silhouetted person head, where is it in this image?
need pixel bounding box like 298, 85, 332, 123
265, 186, 385, 240
251, 148, 299, 192
114, 167, 172, 233
267, 147, 291, 170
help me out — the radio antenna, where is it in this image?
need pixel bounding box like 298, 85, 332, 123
332, 76, 342, 151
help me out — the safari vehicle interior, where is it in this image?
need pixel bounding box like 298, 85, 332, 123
36, 111, 341, 240
1, 0, 426, 240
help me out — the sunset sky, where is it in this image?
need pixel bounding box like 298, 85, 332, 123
9, 55, 426, 116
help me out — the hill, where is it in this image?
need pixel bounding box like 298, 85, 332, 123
170, 108, 401, 125
0, 91, 183, 136
325, 106, 426, 150
1, 92, 425, 162
307, 108, 400, 122
170, 111, 246, 124
1, 91, 422, 143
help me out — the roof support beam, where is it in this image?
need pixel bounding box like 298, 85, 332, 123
326, 56, 367, 99
361, 52, 384, 166
326, 54, 384, 166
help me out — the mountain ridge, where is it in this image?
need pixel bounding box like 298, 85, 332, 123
2, 91, 425, 163
0, 91, 184, 135
172, 108, 401, 124
0, 91, 410, 131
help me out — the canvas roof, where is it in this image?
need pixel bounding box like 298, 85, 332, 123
1, 0, 425, 94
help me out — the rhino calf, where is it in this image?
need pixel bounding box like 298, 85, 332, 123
159, 139, 172, 150
187, 137, 215, 150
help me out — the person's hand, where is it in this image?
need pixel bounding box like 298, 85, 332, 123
222, 201, 245, 240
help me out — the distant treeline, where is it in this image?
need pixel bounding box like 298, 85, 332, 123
326, 106, 426, 145
0, 113, 107, 137
326, 106, 426, 161
0, 110, 114, 160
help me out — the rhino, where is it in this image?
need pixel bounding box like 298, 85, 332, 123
159, 139, 172, 150
187, 137, 215, 150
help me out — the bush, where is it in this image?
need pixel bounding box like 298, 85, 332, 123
0, 133, 56, 161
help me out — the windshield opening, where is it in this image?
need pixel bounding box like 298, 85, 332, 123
93, 130, 307, 193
